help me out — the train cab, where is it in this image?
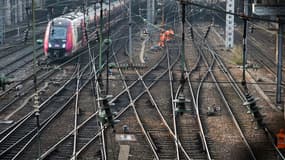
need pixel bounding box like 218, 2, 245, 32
44, 19, 72, 59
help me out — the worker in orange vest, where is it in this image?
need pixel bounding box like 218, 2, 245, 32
165, 30, 170, 41
158, 32, 166, 47
277, 128, 285, 149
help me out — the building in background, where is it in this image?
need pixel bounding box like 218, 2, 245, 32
0, 0, 45, 26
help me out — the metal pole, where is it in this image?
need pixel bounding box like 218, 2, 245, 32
35, 109, 41, 159
32, 0, 37, 90
106, 0, 111, 95
129, 0, 132, 63
99, 0, 103, 69
181, 2, 185, 72
276, 19, 283, 105
241, 18, 248, 92
32, 0, 40, 157
161, 0, 164, 27
152, 0, 155, 24
147, 0, 151, 32
94, 2, 97, 27
241, 0, 249, 93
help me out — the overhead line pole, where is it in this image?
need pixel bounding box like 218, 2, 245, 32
129, 0, 132, 63
241, 0, 248, 93
276, 18, 283, 105
32, 0, 41, 159
99, 0, 103, 69
147, 0, 151, 32
152, 0, 155, 24
106, 0, 111, 94
181, 1, 186, 73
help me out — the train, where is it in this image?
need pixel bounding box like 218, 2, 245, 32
43, 0, 125, 60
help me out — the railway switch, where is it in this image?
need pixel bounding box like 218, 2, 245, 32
243, 93, 264, 129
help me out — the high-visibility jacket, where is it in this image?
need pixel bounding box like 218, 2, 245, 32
158, 32, 166, 47
277, 129, 285, 149
165, 30, 170, 41
160, 33, 166, 42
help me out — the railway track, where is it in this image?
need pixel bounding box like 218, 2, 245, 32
213, 12, 279, 77
0, 12, 130, 160
193, 19, 285, 159
0, 48, 97, 131
206, 43, 285, 160
110, 42, 188, 159
188, 19, 259, 159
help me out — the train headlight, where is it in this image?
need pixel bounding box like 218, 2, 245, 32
62, 44, 66, 48
48, 43, 52, 48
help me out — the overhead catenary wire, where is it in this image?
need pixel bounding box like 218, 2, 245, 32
182, 1, 279, 23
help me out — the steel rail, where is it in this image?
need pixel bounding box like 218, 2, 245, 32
166, 45, 180, 159
37, 50, 102, 159
39, 112, 98, 159
134, 48, 192, 159
192, 45, 214, 160
187, 15, 256, 159
207, 43, 285, 160
0, 56, 96, 158
13, 70, 94, 160
0, 47, 97, 114
74, 38, 180, 159
71, 59, 81, 160
74, 51, 178, 158
181, 32, 213, 159
197, 43, 257, 160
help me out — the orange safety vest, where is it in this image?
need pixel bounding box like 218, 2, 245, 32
160, 33, 166, 42
277, 129, 285, 149
165, 30, 170, 41
158, 32, 166, 47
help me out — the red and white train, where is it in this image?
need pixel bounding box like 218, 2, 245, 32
43, 0, 125, 60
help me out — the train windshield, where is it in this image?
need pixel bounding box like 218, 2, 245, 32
49, 26, 67, 40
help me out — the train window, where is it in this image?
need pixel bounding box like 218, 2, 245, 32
50, 26, 67, 40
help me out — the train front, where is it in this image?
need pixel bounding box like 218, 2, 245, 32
44, 18, 73, 60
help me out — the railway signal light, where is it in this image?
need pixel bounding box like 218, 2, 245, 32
0, 75, 13, 91
97, 95, 115, 128
243, 93, 264, 129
